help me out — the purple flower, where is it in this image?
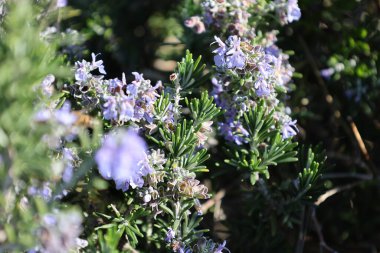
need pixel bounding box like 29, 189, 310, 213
226, 49, 246, 69
225, 36, 246, 69
179, 247, 192, 253
74, 60, 91, 82
211, 77, 224, 94
41, 183, 53, 200
119, 97, 135, 122
287, 0, 301, 23
102, 95, 135, 122
28, 183, 52, 201
165, 228, 175, 242
95, 129, 152, 191
273, 53, 294, 87
91, 53, 106, 74
55, 102, 77, 126
40, 210, 82, 253
34, 109, 52, 122
255, 78, 272, 97
265, 45, 280, 58
212, 36, 246, 69
108, 78, 123, 93
219, 122, 248, 145
132, 72, 144, 82
62, 165, 73, 183
320, 68, 334, 79
62, 148, 75, 183
214, 241, 229, 253
257, 55, 275, 79
281, 118, 298, 139
103, 72, 159, 123
75, 68, 88, 82
213, 36, 227, 68
40, 74, 55, 97
56, 0, 67, 8
234, 123, 249, 144
103, 96, 118, 121
74, 53, 106, 85
127, 83, 139, 97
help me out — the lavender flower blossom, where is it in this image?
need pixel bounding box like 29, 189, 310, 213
132, 71, 144, 82
320, 68, 335, 79
102, 95, 118, 120
91, 53, 106, 74
213, 36, 246, 69
74, 52, 106, 84
62, 148, 77, 183
213, 36, 227, 68
108, 78, 123, 93
54, 102, 77, 126
225, 36, 246, 69
74, 60, 91, 82
56, 0, 67, 8
95, 129, 153, 191
275, 0, 302, 25
40, 74, 55, 97
165, 228, 175, 242
39, 210, 82, 253
196, 121, 213, 146
119, 97, 135, 122
28, 182, 52, 201
102, 94, 134, 122
287, 0, 301, 23
255, 78, 272, 97
219, 121, 249, 145
179, 247, 193, 253
214, 241, 229, 253
258, 55, 275, 79
101, 72, 160, 123
273, 53, 294, 87
281, 116, 299, 139
34, 109, 52, 122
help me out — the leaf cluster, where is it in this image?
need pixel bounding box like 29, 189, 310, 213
174, 50, 209, 93
226, 100, 298, 185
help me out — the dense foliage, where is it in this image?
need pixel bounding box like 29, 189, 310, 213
0, 0, 379, 252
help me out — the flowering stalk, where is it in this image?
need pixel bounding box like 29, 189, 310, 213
58, 50, 225, 252
181, 0, 326, 250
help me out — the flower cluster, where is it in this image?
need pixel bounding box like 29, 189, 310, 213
167, 237, 229, 253
34, 101, 81, 147
29, 210, 84, 253
67, 51, 223, 251
274, 0, 302, 25
72, 54, 163, 127
102, 72, 161, 123
211, 35, 298, 144
213, 35, 246, 70
172, 237, 229, 253
185, 0, 301, 39
200, 0, 255, 38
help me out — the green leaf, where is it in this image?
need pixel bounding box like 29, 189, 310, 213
174, 50, 208, 93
